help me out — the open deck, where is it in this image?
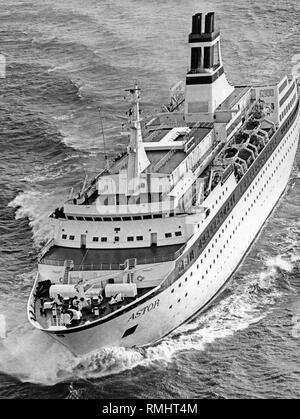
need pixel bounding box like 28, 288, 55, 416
40, 243, 184, 270
35, 286, 154, 330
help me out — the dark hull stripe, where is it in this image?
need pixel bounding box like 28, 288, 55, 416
186, 67, 225, 85
49, 98, 299, 336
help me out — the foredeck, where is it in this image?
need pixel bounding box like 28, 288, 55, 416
40, 243, 184, 269
35, 286, 154, 330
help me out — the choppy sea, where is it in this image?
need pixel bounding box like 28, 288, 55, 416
0, 0, 299, 399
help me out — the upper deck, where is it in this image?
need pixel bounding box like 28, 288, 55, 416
40, 243, 184, 269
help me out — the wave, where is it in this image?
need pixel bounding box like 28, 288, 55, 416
7, 191, 53, 246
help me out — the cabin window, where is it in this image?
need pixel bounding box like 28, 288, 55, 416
137, 236, 143, 241
62, 234, 67, 239
101, 237, 107, 242
165, 233, 172, 238
175, 231, 182, 237
93, 237, 99, 242
178, 261, 184, 272
69, 235, 75, 241
114, 237, 120, 242
127, 237, 134, 242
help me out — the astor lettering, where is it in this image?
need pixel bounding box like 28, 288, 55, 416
129, 299, 160, 321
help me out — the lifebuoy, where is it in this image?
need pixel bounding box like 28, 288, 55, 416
137, 275, 144, 282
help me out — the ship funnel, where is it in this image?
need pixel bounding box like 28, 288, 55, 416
191, 13, 202, 35
185, 11, 234, 123
205, 12, 215, 34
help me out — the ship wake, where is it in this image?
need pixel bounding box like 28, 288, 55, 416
0, 253, 297, 386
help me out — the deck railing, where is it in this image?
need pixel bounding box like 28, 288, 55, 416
39, 244, 186, 271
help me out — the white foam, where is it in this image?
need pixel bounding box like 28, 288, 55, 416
265, 255, 293, 273
8, 190, 53, 245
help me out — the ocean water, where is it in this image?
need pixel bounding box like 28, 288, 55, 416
0, 0, 299, 399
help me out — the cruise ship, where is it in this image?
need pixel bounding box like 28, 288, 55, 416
27, 12, 300, 356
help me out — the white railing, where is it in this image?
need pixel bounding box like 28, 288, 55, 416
38, 238, 55, 262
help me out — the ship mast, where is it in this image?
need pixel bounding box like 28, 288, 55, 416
126, 84, 150, 195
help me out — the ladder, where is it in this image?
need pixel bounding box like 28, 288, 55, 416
63, 260, 74, 284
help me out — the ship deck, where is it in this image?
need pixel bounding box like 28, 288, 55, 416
35, 286, 154, 330
40, 243, 183, 269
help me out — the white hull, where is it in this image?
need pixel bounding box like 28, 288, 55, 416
35, 105, 299, 356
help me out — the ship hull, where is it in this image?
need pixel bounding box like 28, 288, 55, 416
36, 104, 300, 356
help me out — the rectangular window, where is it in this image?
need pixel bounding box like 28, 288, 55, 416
133, 216, 142, 220
137, 236, 143, 241
123, 217, 131, 221
114, 237, 120, 242
127, 237, 134, 242
103, 217, 112, 222
93, 237, 99, 242
67, 216, 75, 220
94, 217, 102, 222
175, 231, 182, 237
85, 217, 93, 222
62, 234, 67, 239
77, 217, 84, 221
69, 235, 75, 241
165, 233, 172, 238
101, 237, 107, 242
